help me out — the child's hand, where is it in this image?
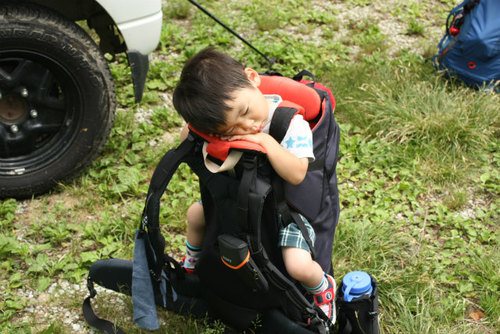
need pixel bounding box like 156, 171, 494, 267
221, 132, 307, 185
225, 132, 268, 145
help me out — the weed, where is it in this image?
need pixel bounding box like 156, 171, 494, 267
407, 18, 425, 36
252, 1, 284, 31
345, 0, 371, 6
0, 198, 16, 231
442, 187, 468, 210
164, 0, 191, 19
348, 19, 390, 56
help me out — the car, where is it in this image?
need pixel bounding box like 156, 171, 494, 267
0, 0, 162, 199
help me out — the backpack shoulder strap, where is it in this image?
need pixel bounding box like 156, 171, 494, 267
235, 155, 330, 330
269, 105, 298, 143
143, 135, 199, 277
83, 136, 199, 333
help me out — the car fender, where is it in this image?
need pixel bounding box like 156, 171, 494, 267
95, 0, 162, 102
95, 0, 162, 55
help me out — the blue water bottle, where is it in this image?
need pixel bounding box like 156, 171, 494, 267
342, 271, 373, 302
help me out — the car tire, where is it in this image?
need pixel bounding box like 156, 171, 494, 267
0, 4, 116, 199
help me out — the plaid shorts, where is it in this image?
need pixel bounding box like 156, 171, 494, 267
278, 214, 316, 253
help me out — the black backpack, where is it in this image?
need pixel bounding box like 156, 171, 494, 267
82, 71, 340, 333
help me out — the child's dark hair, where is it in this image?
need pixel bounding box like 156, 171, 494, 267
173, 47, 253, 134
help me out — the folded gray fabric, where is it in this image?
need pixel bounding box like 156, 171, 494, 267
132, 229, 160, 330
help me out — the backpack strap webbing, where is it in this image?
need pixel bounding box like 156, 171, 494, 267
83, 279, 127, 334
236, 153, 271, 248
292, 70, 317, 87
142, 135, 199, 279
269, 107, 317, 259
83, 136, 199, 334
235, 153, 331, 332
269, 106, 296, 143
271, 174, 317, 260
262, 261, 331, 333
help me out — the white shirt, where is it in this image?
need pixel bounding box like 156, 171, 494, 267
262, 95, 315, 162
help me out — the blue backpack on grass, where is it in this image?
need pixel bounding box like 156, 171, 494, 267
433, 0, 500, 92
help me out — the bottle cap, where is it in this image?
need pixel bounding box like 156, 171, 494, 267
342, 271, 372, 302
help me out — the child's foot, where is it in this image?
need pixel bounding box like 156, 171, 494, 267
180, 257, 195, 274
313, 274, 336, 323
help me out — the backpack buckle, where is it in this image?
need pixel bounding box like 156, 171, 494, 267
450, 13, 463, 35
241, 154, 258, 169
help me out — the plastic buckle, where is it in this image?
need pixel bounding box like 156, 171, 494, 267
187, 131, 197, 142
241, 154, 258, 169
308, 314, 330, 334
450, 27, 460, 35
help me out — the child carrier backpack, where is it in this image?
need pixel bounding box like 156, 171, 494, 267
82, 71, 340, 333
433, 0, 500, 92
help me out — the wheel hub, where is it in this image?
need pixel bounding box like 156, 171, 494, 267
0, 93, 28, 124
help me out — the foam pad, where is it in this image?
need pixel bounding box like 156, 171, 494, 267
89, 259, 133, 295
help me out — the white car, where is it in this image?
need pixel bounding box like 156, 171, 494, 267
0, 0, 162, 198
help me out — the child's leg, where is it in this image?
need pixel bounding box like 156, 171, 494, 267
282, 246, 323, 288
182, 202, 205, 272
279, 213, 336, 322
282, 247, 336, 322
186, 201, 205, 248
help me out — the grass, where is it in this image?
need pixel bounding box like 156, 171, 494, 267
1, 0, 499, 333
334, 124, 499, 333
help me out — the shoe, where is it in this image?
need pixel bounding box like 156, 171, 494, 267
180, 257, 195, 274
313, 274, 336, 323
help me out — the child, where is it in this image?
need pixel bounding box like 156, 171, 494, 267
173, 47, 336, 322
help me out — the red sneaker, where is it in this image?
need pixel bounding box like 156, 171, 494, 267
313, 274, 336, 323
180, 257, 195, 274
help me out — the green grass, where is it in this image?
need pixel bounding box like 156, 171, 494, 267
329, 60, 499, 185
1, 0, 499, 333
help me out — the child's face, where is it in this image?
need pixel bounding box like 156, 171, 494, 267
218, 70, 269, 136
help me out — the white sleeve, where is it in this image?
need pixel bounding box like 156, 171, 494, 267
280, 114, 315, 162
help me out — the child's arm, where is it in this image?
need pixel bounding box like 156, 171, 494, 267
228, 132, 308, 185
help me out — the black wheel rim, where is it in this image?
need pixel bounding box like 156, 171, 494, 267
0, 50, 82, 176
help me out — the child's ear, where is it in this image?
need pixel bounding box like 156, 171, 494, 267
244, 68, 261, 87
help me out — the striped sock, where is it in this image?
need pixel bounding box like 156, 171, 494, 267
302, 275, 328, 295
184, 241, 201, 270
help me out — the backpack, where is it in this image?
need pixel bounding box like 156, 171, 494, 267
433, 0, 500, 92
82, 71, 340, 333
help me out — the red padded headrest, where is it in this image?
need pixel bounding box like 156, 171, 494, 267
189, 125, 266, 162
187, 75, 323, 167
259, 75, 321, 121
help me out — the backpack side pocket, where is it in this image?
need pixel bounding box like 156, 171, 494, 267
218, 234, 269, 291
336, 275, 380, 334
